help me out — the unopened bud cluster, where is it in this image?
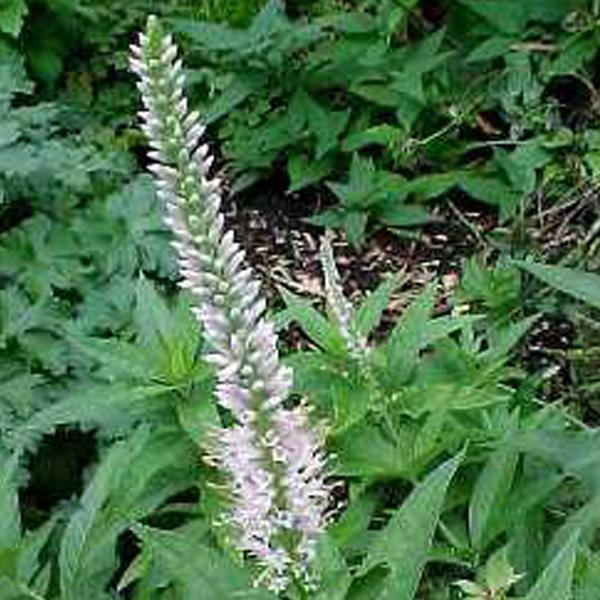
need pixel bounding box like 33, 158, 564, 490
130, 16, 327, 591
319, 232, 368, 358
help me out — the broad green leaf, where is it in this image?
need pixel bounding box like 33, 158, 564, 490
524, 531, 579, 600
293, 90, 350, 159
344, 210, 369, 249
514, 261, 600, 310
16, 517, 57, 588
329, 490, 378, 550
544, 30, 598, 78
12, 383, 169, 453
176, 383, 220, 445
406, 172, 461, 200
59, 430, 150, 599
360, 453, 462, 599
377, 203, 431, 228
169, 19, 248, 51
334, 415, 448, 479
511, 429, 600, 492
483, 314, 541, 363
458, 174, 521, 218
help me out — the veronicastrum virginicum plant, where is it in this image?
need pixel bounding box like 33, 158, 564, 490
129, 16, 328, 592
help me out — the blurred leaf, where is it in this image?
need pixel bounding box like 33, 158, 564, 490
523, 531, 579, 600
514, 261, 600, 310
0, 454, 20, 549
0, 0, 28, 37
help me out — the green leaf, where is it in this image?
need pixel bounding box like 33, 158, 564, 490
344, 210, 369, 249
169, 19, 249, 51
377, 202, 431, 228
343, 125, 404, 152
386, 283, 437, 381
313, 534, 352, 600
523, 531, 579, 600
544, 30, 598, 78
334, 413, 449, 479
134, 522, 274, 600
469, 416, 519, 549
329, 490, 378, 550
280, 288, 346, 356
287, 153, 334, 192
461, 0, 527, 35
205, 76, 261, 124
404, 171, 463, 200
0, 454, 20, 549
546, 492, 600, 564
354, 274, 403, 338
59, 427, 195, 600
466, 37, 515, 62
514, 261, 600, 310
0, 0, 28, 37
293, 90, 350, 159
458, 174, 521, 218
359, 453, 462, 599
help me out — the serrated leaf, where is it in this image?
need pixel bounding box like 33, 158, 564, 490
386, 282, 437, 381
60, 427, 195, 600
354, 274, 403, 338
205, 76, 261, 124
287, 153, 334, 192
343, 124, 404, 152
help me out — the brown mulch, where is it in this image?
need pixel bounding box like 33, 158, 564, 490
223, 185, 492, 327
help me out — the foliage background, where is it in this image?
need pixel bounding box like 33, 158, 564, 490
0, 0, 599, 599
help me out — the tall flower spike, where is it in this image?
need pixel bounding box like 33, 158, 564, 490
319, 231, 368, 359
130, 16, 328, 591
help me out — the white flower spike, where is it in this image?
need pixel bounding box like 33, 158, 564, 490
130, 16, 328, 591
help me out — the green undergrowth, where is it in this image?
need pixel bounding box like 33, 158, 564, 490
0, 1, 599, 599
